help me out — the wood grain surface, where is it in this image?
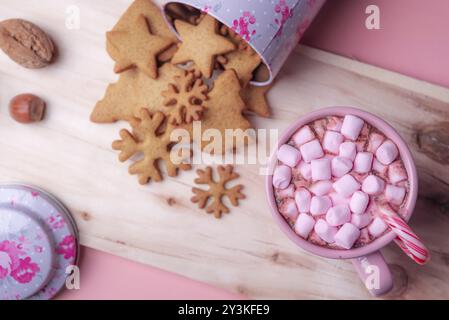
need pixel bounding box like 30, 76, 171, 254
0, 0, 448, 299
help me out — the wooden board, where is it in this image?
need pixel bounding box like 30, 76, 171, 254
1, 0, 449, 299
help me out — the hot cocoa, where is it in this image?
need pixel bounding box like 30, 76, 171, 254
273, 115, 409, 249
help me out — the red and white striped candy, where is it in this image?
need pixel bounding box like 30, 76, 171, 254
378, 204, 430, 265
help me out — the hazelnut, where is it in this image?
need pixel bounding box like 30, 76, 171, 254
9, 94, 46, 123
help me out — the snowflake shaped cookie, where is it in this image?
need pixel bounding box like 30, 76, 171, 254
162, 70, 208, 125
112, 109, 191, 184
191, 165, 245, 218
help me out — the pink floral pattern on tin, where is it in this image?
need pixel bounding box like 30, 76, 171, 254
0, 185, 79, 300
274, 0, 293, 36
0, 240, 40, 284
10, 257, 40, 284
47, 213, 66, 230
202, 5, 212, 13
232, 11, 257, 41
56, 235, 76, 260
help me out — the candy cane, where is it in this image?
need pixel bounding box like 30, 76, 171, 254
378, 204, 430, 265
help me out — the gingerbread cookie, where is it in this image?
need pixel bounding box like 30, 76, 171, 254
241, 64, 272, 117
91, 63, 184, 123
218, 28, 261, 87
107, 14, 173, 79
252, 63, 271, 83
241, 84, 272, 118
92, 1, 263, 205
162, 69, 208, 125
222, 49, 261, 88
158, 44, 178, 63
185, 69, 252, 154
191, 165, 245, 218
171, 15, 236, 78
112, 110, 191, 184
106, 0, 178, 63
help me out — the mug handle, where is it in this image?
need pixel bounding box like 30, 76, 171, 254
351, 251, 393, 296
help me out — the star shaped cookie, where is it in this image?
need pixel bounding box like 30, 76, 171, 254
222, 49, 261, 88
107, 14, 173, 79
241, 84, 272, 118
106, 0, 178, 64
171, 15, 236, 78
218, 28, 262, 87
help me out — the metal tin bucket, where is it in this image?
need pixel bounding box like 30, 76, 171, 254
163, 0, 326, 85
0, 184, 79, 300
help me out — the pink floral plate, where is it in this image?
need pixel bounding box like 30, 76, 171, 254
0, 184, 79, 300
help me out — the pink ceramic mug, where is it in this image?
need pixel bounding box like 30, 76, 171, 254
265, 107, 418, 296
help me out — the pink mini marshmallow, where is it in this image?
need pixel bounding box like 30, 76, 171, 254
351, 213, 372, 229
368, 217, 388, 238
275, 184, 295, 198
277, 144, 302, 168
353, 152, 374, 174
300, 139, 324, 163
349, 191, 370, 214
388, 160, 408, 184
341, 115, 364, 141
272, 165, 292, 189
292, 125, 315, 147
294, 213, 316, 238
376, 140, 399, 165
333, 174, 361, 198
297, 161, 312, 181
323, 131, 344, 154
314, 219, 338, 243
326, 204, 351, 227
329, 192, 350, 206
310, 196, 332, 216
295, 188, 312, 213
309, 180, 333, 196
339, 141, 357, 161
367, 132, 385, 153
372, 159, 388, 175
334, 223, 361, 249
331, 156, 353, 178
362, 175, 385, 195
279, 198, 298, 221
311, 158, 331, 181
385, 184, 406, 205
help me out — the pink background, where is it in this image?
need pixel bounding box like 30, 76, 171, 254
59, 0, 449, 300
303, 0, 449, 88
